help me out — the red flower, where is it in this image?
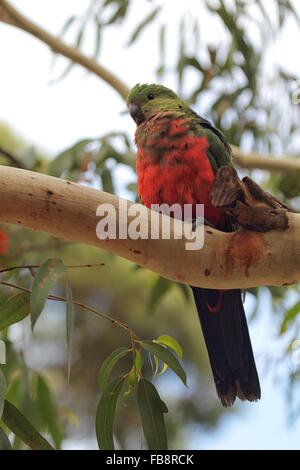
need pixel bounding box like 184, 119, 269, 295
0, 229, 8, 255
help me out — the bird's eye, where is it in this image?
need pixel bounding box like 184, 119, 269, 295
147, 93, 155, 100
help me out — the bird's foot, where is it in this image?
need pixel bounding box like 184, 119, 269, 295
185, 216, 216, 233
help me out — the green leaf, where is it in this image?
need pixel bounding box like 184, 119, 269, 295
126, 182, 138, 195
0, 339, 4, 364
103, 0, 130, 25
98, 348, 130, 392
256, 0, 273, 30
153, 354, 160, 376
0, 367, 6, 418
149, 277, 172, 310
74, 26, 85, 50
280, 301, 300, 334
128, 349, 142, 388
59, 15, 76, 37
182, 56, 204, 73
0, 426, 12, 450
141, 340, 187, 386
156, 24, 166, 80
153, 337, 182, 377
49, 138, 94, 177
95, 376, 125, 450
1, 400, 55, 450
50, 61, 75, 85
101, 166, 115, 194
137, 378, 168, 450
279, 170, 300, 198
127, 7, 161, 45
50, 25, 85, 84
154, 355, 167, 377
66, 279, 74, 384
49, 15, 76, 74
156, 335, 183, 359
159, 24, 165, 61
36, 375, 64, 449
159, 398, 168, 413
94, 22, 102, 58
0, 293, 31, 331
177, 16, 186, 92
30, 258, 67, 330
49, 149, 74, 177
175, 282, 191, 303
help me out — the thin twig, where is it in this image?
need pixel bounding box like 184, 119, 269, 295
0, 280, 140, 340
0, 262, 105, 274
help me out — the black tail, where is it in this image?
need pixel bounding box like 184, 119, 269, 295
191, 286, 261, 407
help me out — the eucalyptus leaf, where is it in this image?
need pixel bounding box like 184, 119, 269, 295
127, 7, 161, 45
175, 283, 191, 303
149, 277, 172, 310
1, 400, 55, 450
279, 170, 300, 198
36, 375, 64, 449
280, 301, 300, 334
156, 335, 183, 359
128, 349, 142, 388
98, 348, 130, 392
0, 367, 6, 419
94, 21, 102, 58
59, 15, 76, 37
48, 149, 74, 177
96, 376, 125, 450
66, 279, 74, 384
0, 293, 31, 331
137, 378, 167, 450
30, 258, 66, 330
0, 426, 12, 450
141, 340, 187, 386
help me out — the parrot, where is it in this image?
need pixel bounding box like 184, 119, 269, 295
126, 83, 261, 407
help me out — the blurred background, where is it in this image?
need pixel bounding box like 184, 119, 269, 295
0, 0, 300, 450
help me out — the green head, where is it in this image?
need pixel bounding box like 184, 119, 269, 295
126, 83, 187, 125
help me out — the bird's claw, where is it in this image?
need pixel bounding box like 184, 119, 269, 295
186, 216, 216, 234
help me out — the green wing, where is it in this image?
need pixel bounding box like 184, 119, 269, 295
191, 111, 232, 174
193, 114, 235, 232
200, 121, 232, 174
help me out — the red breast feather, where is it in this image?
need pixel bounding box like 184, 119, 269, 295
135, 113, 225, 227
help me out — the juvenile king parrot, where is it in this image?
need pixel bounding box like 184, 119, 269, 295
126, 83, 261, 407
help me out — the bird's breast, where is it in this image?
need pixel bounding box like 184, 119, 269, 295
135, 115, 225, 226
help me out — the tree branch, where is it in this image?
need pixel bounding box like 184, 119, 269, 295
0, 0, 299, 173
231, 145, 300, 173
0, 165, 299, 289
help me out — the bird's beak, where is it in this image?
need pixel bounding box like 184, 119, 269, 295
129, 102, 145, 125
